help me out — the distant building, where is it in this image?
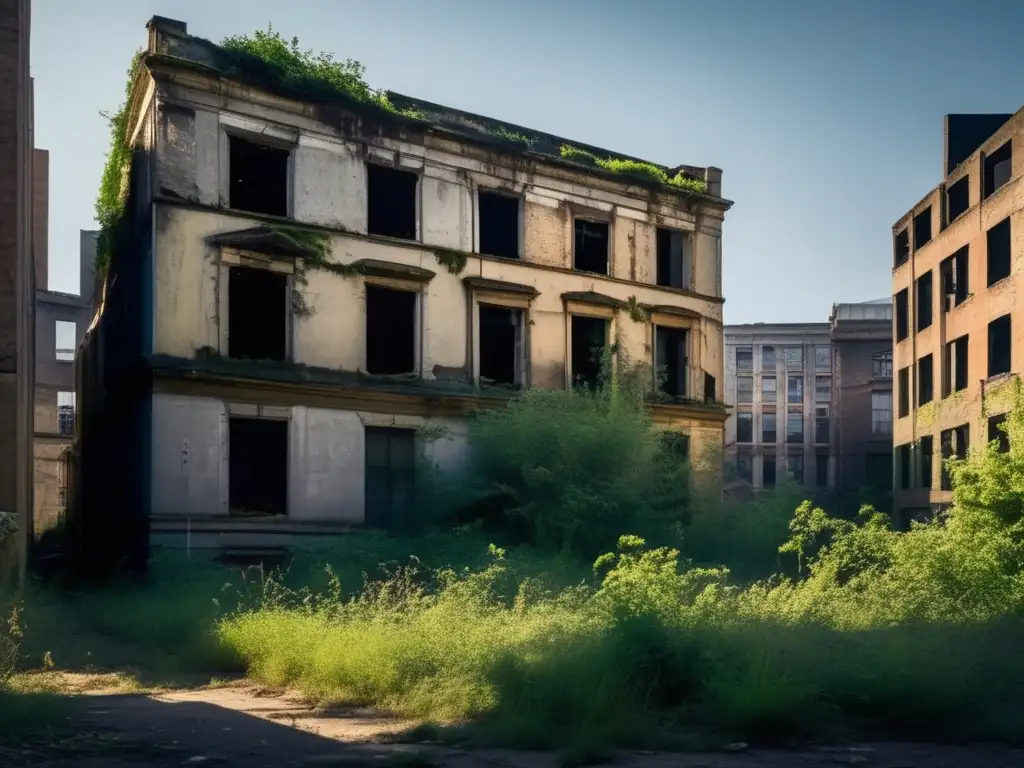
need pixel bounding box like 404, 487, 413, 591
891, 109, 1023, 523
724, 323, 833, 491
33, 231, 97, 536
829, 299, 893, 502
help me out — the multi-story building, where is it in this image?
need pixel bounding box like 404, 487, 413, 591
892, 110, 1023, 522
724, 323, 834, 491
73, 16, 732, 557
33, 230, 97, 537
0, 0, 37, 582
829, 299, 893, 502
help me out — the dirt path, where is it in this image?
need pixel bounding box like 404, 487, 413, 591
4, 682, 1024, 767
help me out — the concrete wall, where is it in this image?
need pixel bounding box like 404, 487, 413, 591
149, 392, 469, 524
32, 148, 47, 291
892, 106, 1024, 511
833, 337, 893, 491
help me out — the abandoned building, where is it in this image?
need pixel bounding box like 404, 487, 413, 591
724, 323, 834, 491
33, 229, 97, 537
892, 109, 1024, 525
73, 16, 733, 555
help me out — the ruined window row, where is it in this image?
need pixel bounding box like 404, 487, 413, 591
734, 449, 820, 488
227, 134, 698, 290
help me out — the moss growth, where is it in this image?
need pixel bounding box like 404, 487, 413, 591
433, 248, 468, 275
624, 296, 648, 324
559, 145, 709, 195
495, 128, 533, 147
219, 26, 423, 120
94, 51, 143, 272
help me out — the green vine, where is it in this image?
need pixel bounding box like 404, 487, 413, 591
560, 145, 708, 194
264, 224, 357, 318
219, 26, 423, 120
433, 248, 468, 275
624, 296, 648, 323
94, 51, 143, 272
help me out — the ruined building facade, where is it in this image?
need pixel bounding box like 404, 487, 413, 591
74, 17, 732, 557
892, 110, 1023, 523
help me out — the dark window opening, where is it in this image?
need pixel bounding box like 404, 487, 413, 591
913, 207, 932, 250
815, 450, 829, 487
940, 424, 969, 490
365, 427, 416, 529
478, 190, 520, 259
786, 410, 804, 445
574, 219, 609, 274
920, 435, 933, 490
895, 288, 909, 341
894, 229, 909, 268
571, 315, 608, 391
867, 452, 892, 491
987, 217, 1011, 286
366, 285, 416, 375
656, 326, 689, 397
984, 140, 1012, 199
897, 443, 911, 490
988, 313, 1012, 377
947, 176, 969, 224
229, 417, 288, 516
737, 449, 753, 483
940, 246, 969, 310
898, 366, 910, 418
916, 271, 933, 331
917, 353, 934, 406
656, 228, 690, 289
228, 266, 288, 361
367, 164, 418, 240
763, 455, 777, 487
762, 411, 777, 443
736, 412, 753, 443
704, 372, 716, 403
479, 304, 523, 386
815, 406, 830, 444
989, 414, 1010, 453
228, 135, 289, 217
943, 334, 968, 396
788, 452, 804, 484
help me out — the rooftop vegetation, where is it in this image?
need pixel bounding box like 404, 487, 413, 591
561, 145, 709, 194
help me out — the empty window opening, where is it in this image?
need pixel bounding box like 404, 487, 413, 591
228, 135, 289, 217
573, 219, 609, 274
366, 285, 417, 375
920, 435, 933, 490
815, 406, 830, 444
894, 229, 909, 268
988, 313, 1012, 377
762, 412, 777, 443
898, 366, 910, 418
55, 320, 76, 361
365, 427, 416, 529
570, 315, 608, 390
656, 326, 689, 397
815, 451, 829, 487
479, 304, 523, 386
913, 207, 932, 250
940, 246, 969, 310
703, 372, 716, 403
947, 176, 969, 224
989, 414, 1010, 453
736, 376, 753, 404
867, 452, 892, 491
656, 228, 691, 289
940, 424, 969, 490
229, 417, 288, 517
737, 449, 753, 483
57, 391, 76, 436
897, 443, 911, 490
871, 392, 892, 436
916, 270, 933, 331
228, 267, 288, 361
736, 412, 753, 443
943, 334, 969, 396
788, 452, 804, 484
763, 455, 777, 487
987, 217, 1011, 286
478, 190, 520, 259
762, 345, 776, 370
984, 140, 1012, 199
917, 354, 934, 406
787, 375, 803, 403
895, 289, 909, 341
873, 351, 893, 379
786, 410, 804, 445
736, 346, 753, 372
761, 376, 777, 403
367, 164, 418, 240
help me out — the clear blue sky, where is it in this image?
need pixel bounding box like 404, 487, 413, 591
30, 0, 1024, 323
